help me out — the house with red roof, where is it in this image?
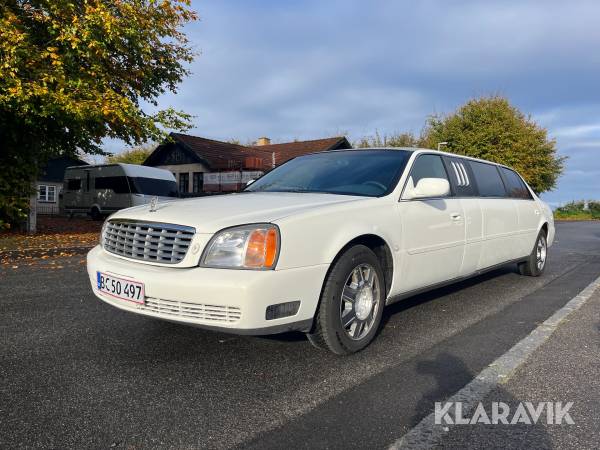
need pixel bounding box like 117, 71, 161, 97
143, 133, 351, 194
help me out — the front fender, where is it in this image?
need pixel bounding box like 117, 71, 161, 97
274, 200, 399, 270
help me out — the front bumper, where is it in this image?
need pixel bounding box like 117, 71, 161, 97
86, 246, 329, 334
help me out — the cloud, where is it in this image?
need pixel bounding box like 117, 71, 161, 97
553, 123, 600, 138
106, 0, 600, 202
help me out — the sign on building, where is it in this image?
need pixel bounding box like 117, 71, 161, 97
242, 171, 263, 183
203, 173, 221, 186
220, 172, 242, 185
203, 171, 265, 192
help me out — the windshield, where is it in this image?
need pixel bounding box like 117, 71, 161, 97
129, 177, 179, 197
245, 150, 412, 197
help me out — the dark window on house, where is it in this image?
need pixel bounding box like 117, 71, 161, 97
66, 179, 81, 191
38, 185, 57, 202
193, 172, 203, 193
500, 167, 532, 199
179, 173, 189, 193
469, 161, 507, 197
95, 176, 131, 194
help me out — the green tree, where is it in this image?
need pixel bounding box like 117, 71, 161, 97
0, 0, 197, 229
420, 96, 564, 193
106, 144, 156, 165
355, 131, 419, 148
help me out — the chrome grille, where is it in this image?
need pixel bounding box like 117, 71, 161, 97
143, 298, 242, 323
103, 220, 195, 264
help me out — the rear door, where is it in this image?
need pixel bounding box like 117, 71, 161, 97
396, 153, 466, 292
499, 167, 539, 258
468, 160, 520, 269
443, 156, 483, 277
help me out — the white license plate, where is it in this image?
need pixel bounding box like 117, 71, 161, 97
96, 271, 145, 304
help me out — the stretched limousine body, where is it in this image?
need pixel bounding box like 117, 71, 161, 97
87, 148, 554, 354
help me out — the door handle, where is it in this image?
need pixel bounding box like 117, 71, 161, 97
450, 213, 462, 221
534, 210, 540, 215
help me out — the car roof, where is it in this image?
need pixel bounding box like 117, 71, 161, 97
319, 147, 511, 170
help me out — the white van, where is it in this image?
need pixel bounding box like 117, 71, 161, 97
87, 149, 554, 354
64, 164, 178, 219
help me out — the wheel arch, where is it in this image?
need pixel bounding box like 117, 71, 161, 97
329, 234, 394, 298
89, 204, 102, 220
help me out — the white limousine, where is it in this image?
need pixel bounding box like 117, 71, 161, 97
87, 149, 554, 354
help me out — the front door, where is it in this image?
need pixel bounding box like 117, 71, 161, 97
396, 154, 466, 293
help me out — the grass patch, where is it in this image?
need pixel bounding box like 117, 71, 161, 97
554, 200, 600, 221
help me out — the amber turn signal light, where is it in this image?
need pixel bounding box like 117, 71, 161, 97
244, 226, 279, 268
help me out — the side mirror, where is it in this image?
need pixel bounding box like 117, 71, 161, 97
245, 179, 255, 187
404, 178, 450, 200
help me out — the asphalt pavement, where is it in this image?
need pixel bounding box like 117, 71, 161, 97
435, 287, 600, 450
1, 221, 599, 449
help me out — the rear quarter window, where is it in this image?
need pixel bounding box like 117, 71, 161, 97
500, 167, 533, 199
469, 161, 507, 197
443, 157, 477, 197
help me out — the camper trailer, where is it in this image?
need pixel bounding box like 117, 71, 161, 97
63, 164, 178, 219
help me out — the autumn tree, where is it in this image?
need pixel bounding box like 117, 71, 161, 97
0, 0, 197, 229
420, 96, 564, 193
354, 131, 419, 148
106, 144, 156, 165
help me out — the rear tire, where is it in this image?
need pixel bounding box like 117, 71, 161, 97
306, 245, 385, 355
518, 229, 548, 277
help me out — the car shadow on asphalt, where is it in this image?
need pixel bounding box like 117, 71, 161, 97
379, 265, 517, 330
415, 351, 553, 449
245, 266, 518, 345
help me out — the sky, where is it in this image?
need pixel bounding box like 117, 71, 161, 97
106, 0, 600, 206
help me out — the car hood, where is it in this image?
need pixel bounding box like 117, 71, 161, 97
108, 192, 367, 233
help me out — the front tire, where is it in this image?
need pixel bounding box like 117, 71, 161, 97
307, 245, 385, 355
518, 229, 548, 277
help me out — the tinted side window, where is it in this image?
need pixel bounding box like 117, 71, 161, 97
500, 168, 532, 199
94, 176, 131, 194
469, 161, 506, 197
408, 154, 449, 187
66, 179, 81, 190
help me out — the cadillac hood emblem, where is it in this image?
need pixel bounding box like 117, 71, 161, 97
149, 196, 159, 212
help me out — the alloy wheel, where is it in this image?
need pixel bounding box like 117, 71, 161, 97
340, 263, 381, 341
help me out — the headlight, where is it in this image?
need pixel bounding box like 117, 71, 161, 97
201, 224, 280, 270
